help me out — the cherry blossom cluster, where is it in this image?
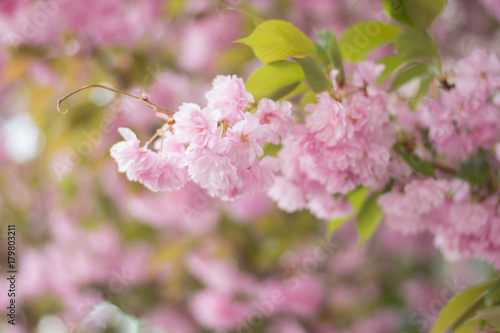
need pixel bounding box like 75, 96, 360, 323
380, 49, 500, 269
111, 75, 293, 201
423, 49, 500, 162
268, 62, 395, 219
379, 178, 500, 269
110, 49, 500, 270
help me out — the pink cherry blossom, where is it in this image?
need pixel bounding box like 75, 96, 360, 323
255, 98, 295, 144
184, 147, 240, 200
268, 176, 307, 212
173, 103, 220, 148
454, 48, 500, 98
305, 93, 354, 147
217, 112, 270, 168
110, 128, 187, 192
205, 75, 254, 124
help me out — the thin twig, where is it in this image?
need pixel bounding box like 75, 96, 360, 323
57, 84, 174, 117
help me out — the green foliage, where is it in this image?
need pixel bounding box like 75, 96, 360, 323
484, 279, 500, 307
382, 0, 412, 26
390, 63, 435, 92
313, 41, 331, 66
338, 21, 401, 62
383, 0, 447, 29
328, 187, 369, 235
300, 91, 318, 108
468, 307, 500, 328
317, 30, 345, 83
245, 60, 307, 101
404, 0, 447, 29
236, 20, 317, 64
356, 192, 382, 245
387, 29, 440, 108
294, 57, 331, 93
389, 62, 436, 109
377, 56, 404, 84
431, 281, 494, 333
457, 156, 491, 185
410, 73, 434, 110
393, 28, 440, 64
394, 147, 436, 178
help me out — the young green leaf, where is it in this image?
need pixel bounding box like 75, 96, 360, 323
314, 41, 331, 66
328, 33, 345, 84
382, 0, 412, 26
484, 279, 500, 307
467, 307, 500, 328
317, 30, 334, 49
410, 74, 434, 110
431, 283, 493, 333
236, 20, 317, 64
300, 91, 318, 108
245, 60, 306, 100
356, 192, 382, 245
394, 28, 439, 63
452, 320, 481, 333
390, 63, 434, 92
269, 82, 309, 101
394, 147, 436, 178
294, 57, 331, 93
328, 187, 369, 235
404, 0, 447, 29
339, 21, 401, 62
457, 156, 490, 185
376, 56, 404, 84
382, 0, 447, 29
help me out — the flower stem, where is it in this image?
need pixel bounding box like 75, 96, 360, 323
57, 84, 174, 117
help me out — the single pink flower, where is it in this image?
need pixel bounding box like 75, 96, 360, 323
255, 98, 295, 144
184, 147, 240, 200
205, 75, 254, 124
305, 93, 354, 147
173, 103, 220, 148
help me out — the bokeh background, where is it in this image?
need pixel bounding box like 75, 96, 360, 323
1, 0, 500, 332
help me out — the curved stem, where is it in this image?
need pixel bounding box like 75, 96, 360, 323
431, 161, 456, 175
57, 84, 174, 117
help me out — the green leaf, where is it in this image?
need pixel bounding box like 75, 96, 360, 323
339, 21, 402, 62
394, 147, 436, 178
263, 143, 282, 157
328, 187, 369, 235
431, 283, 492, 333
410, 73, 434, 110
467, 306, 500, 327
236, 20, 317, 64
317, 30, 334, 49
484, 279, 500, 307
269, 82, 309, 101
382, 0, 412, 26
376, 56, 405, 84
328, 33, 345, 84
457, 156, 490, 185
300, 91, 318, 108
245, 60, 306, 100
382, 0, 447, 29
394, 29, 439, 63
390, 63, 434, 92
356, 192, 382, 245
314, 41, 331, 66
316, 30, 345, 83
404, 0, 447, 29
453, 320, 481, 333
294, 57, 331, 93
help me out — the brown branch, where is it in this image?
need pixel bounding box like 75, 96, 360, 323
57, 84, 174, 117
